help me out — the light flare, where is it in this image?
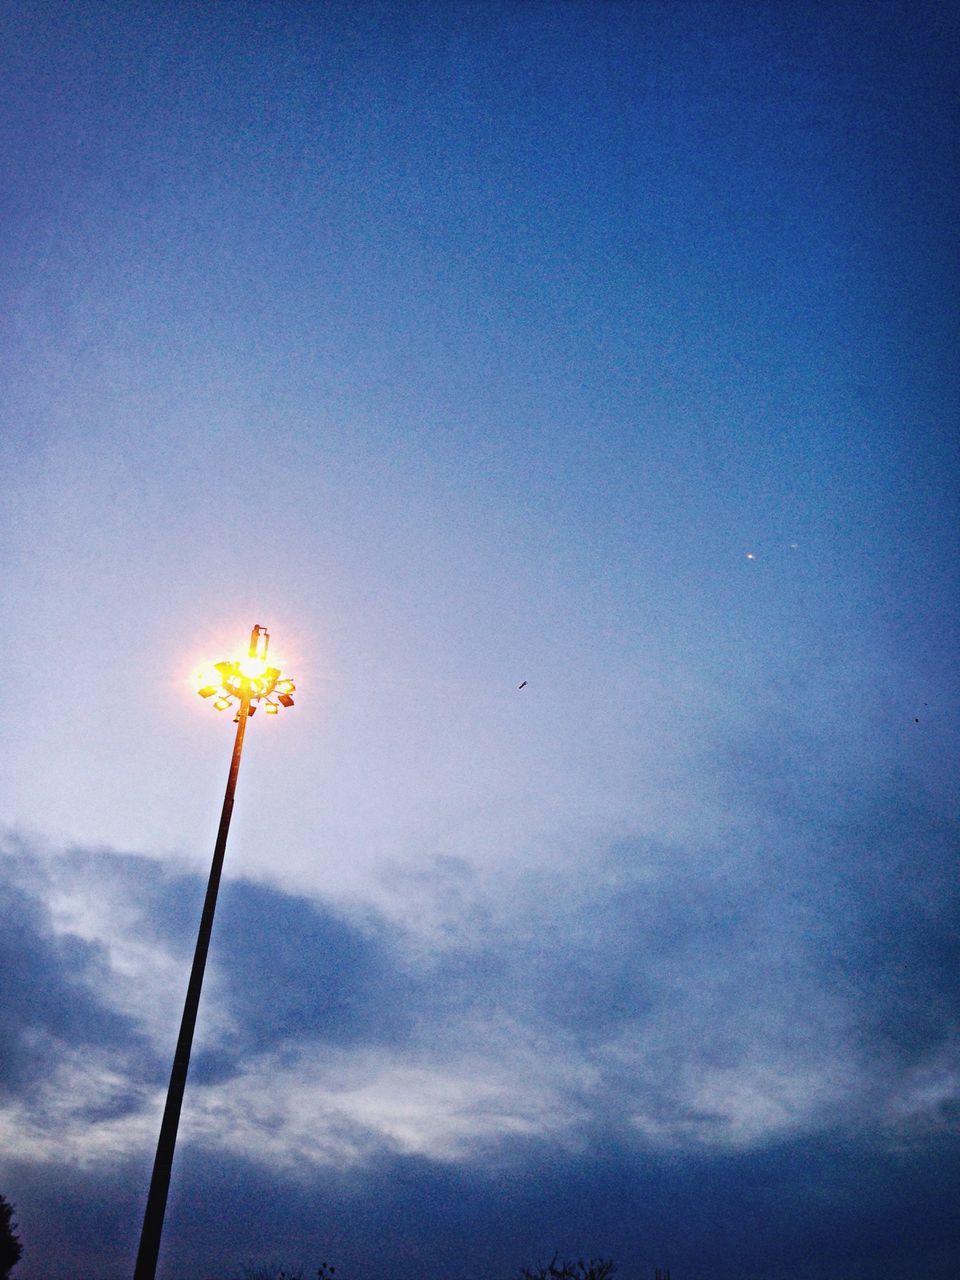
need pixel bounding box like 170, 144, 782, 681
194, 625, 296, 717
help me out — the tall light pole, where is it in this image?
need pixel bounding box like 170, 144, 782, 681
134, 624, 296, 1280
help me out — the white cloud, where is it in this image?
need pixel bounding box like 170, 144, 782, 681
0, 1046, 158, 1168
3, 825, 958, 1185
182, 1019, 596, 1170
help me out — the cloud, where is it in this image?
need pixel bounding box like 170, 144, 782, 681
2, 722, 959, 1278
2, 737, 957, 1183
0, 847, 151, 1101
7, 1130, 960, 1280
197, 878, 413, 1075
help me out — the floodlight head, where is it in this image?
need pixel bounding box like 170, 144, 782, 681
197, 626, 296, 719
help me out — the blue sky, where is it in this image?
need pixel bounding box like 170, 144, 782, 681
1, 2, 957, 1277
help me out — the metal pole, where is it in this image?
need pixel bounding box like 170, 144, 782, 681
133, 689, 251, 1280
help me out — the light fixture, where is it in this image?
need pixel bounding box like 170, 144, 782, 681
196, 627, 296, 718
136, 623, 297, 1280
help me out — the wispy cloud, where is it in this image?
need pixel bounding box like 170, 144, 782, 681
3, 742, 956, 1185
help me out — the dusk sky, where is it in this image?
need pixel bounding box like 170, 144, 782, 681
1, 2, 958, 1277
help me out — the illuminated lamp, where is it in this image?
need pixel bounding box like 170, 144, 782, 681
136, 622, 295, 1280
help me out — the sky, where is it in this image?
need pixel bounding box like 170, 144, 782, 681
0, 1, 958, 1277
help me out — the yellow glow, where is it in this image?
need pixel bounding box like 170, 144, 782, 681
237, 656, 268, 679
194, 629, 295, 719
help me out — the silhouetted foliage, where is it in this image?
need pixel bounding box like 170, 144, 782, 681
238, 1265, 335, 1280
0, 1196, 22, 1280
516, 1256, 616, 1280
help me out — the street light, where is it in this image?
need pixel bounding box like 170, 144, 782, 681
134, 624, 295, 1280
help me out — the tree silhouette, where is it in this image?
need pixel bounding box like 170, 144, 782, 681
516, 1256, 616, 1280
237, 1265, 335, 1280
0, 1196, 22, 1280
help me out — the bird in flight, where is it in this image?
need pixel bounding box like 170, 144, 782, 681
518, 681, 527, 689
